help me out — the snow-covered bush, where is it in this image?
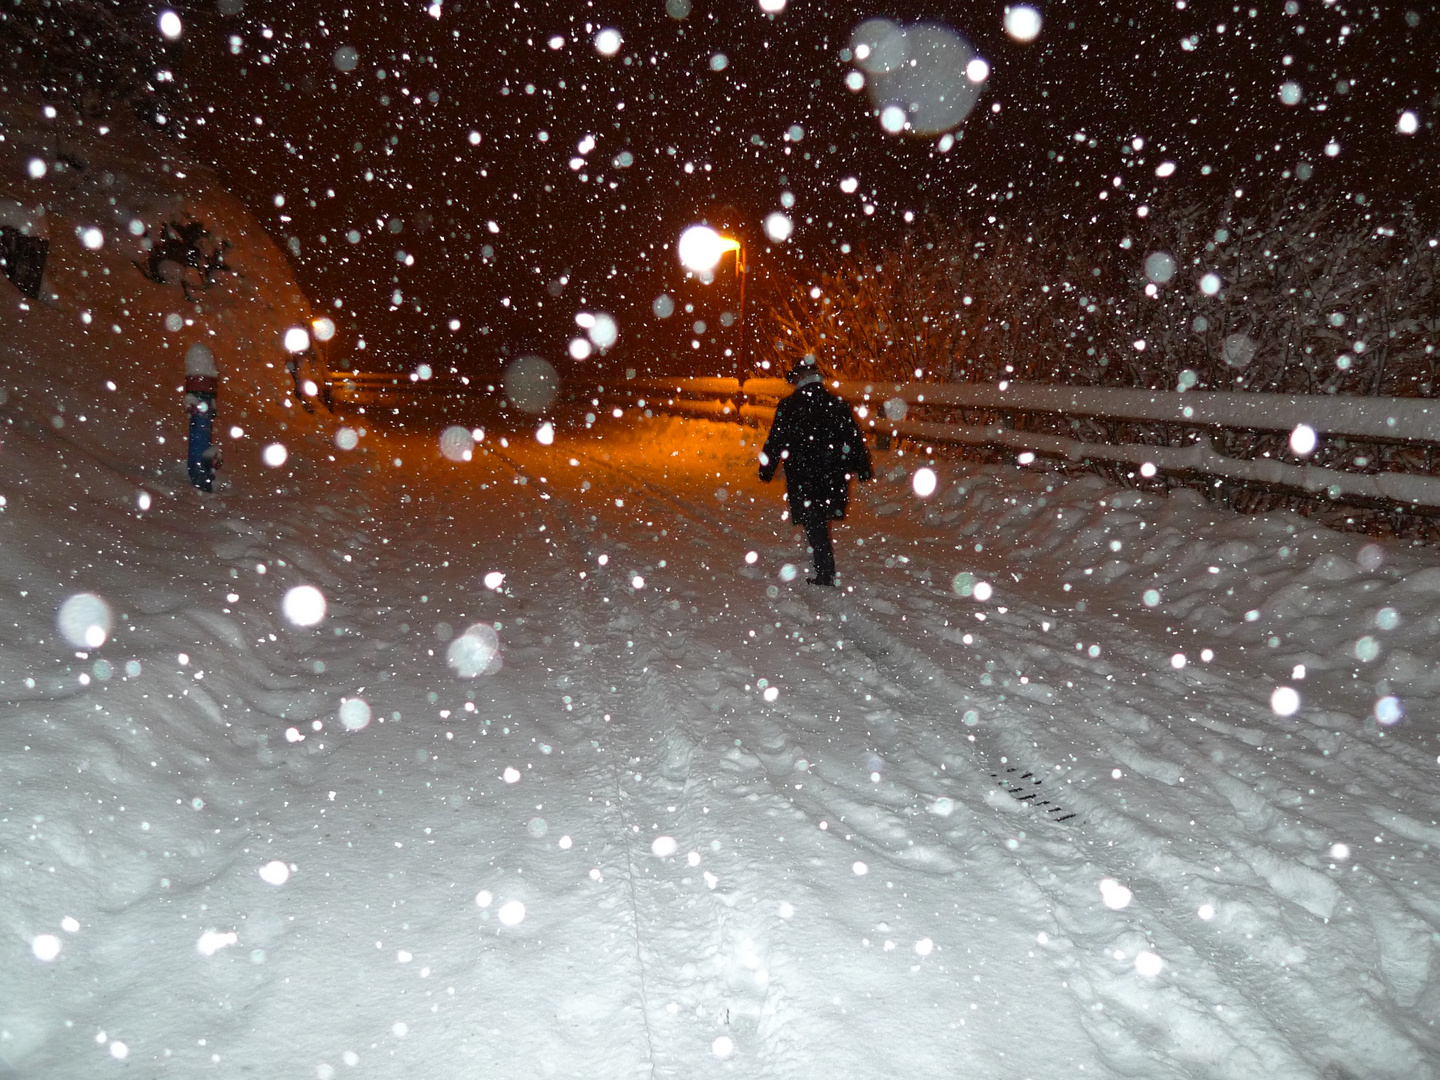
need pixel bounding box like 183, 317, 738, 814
760, 188, 1440, 535
762, 188, 1438, 399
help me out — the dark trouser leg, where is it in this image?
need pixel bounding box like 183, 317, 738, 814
188, 411, 215, 491
801, 516, 835, 583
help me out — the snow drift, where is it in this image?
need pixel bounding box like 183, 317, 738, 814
0, 93, 328, 498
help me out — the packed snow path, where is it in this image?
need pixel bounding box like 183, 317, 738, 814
4, 412, 1439, 1079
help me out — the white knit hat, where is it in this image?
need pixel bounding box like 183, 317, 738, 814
185, 342, 218, 377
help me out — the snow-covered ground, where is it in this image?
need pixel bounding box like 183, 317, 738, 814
5, 353, 1440, 1078
3, 79, 1438, 1080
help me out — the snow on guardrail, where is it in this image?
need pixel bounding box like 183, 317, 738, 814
607, 377, 1440, 510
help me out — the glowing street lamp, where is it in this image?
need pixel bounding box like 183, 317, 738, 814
282, 326, 311, 353
677, 224, 739, 274
677, 224, 747, 375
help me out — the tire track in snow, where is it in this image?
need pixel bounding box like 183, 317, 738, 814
457, 441, 674, 1076
486, 441, 801, 1078
469, 431, 1438, 1077
570, 568, 805, 1073
557, 443, 1107, 1077
509, 440, 1064, 1077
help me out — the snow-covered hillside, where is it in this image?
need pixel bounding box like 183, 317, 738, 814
0, 93, 328, 499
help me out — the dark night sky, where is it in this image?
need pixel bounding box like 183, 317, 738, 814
149, 0, 1436, 380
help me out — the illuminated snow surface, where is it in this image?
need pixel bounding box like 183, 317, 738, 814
2, 125, 1438, 1080
6, 391, 1440, 1080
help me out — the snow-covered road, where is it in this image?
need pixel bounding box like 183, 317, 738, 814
4, 408, 1439, 1079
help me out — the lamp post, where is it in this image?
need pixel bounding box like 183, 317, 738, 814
311, 316, 336, 372
677, 224, 746, 378
282, 325, 316, 411
311, 317, 337, 410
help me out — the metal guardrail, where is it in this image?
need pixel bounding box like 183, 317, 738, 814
605, 376, 1440, 510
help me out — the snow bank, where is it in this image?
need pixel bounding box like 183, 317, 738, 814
0, 94, 329, 496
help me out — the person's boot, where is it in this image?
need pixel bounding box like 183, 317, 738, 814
806, 574, 835, 587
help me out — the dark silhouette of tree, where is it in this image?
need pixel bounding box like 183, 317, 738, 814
0, 1, 177, 122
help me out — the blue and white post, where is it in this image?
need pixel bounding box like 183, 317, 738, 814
184, 342, 219, 492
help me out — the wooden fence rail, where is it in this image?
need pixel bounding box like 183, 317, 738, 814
325, 371, 473, 403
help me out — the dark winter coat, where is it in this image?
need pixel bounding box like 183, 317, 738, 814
759, 380, 872, 524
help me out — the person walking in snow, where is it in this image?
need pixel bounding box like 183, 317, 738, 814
184, 342, 221, 492
758, 354, 872, 587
